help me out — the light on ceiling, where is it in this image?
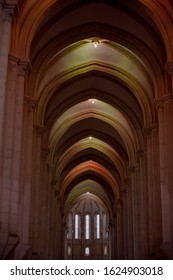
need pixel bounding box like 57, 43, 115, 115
92, 40, 99, 48
88, 98, 95, 104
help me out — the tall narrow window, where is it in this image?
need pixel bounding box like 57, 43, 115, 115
85, 214, 90, 239
96, 214, 100, 239
75, 214, 79, 239
104, 246, 107, 255
68, 213, 72, 239
85, 247, 90, 255
68, 246, 71, 256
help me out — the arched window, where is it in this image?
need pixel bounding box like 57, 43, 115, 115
65, 195, 110, 259
85, 214, 90, 239
67, 213, 72, 239
96, 214, 100, 239
75, 214, 79, 239
85, 247, 90, 255
67, 246, 71, 256
104, 245, 107, 255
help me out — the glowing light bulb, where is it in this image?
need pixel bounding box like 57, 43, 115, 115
89, 136, 92, 140
92, 40, 99, 48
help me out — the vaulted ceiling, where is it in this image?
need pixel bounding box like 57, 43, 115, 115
13, 0, 173, 217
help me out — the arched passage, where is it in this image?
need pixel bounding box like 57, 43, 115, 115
1, 0, 173, 260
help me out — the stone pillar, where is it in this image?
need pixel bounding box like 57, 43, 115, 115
0, 4, 17, 254
0, 3, 2, 34
53, 192, 62, 259
116, 201, 124, 259
0, 59, 29, 258
30, 125, 45, 256
137, 150, 148, 259
15, 97, 36, 259
0, 56, 18, 252
155, 62, 173, 258
0, 3, 16, 168
10, 61, 30, 234
143, 124, 162, 258
110, 209, 117, 259
156, 99, 170, 257
121, 188, 128, 259
37, 147, 50, 259
158, 95, 173, 258
48, 183, 56, 259
123, 178, 133, 259
163, 96, 173, 258
42, 164, 55, 259
129, 164, 140, 259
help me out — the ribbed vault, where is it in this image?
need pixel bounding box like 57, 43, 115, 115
10, 0, 173, 259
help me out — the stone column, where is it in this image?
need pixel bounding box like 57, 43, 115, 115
129, 164, 140, 259
56, 194, 63, 259
163, 95, 173, 258
0, 4, 16, 169
116, 201, 124, 259
110, 208, 117, 259
143, 124, 162, 258
16, 98, 36, 259
30, 125, 45, 256
121, 188, 128, 259
137, 150, 148, 259
0, 5, 16, 253
48, 183, 56, 259
155, 61, 173, 258
155, 99, 171, 257
10, 61, 30, 234
0, 3, 2, 35
53, 193, 60, 259
123, 178, 133, 259
164, 63, 173, 258
42, 164, 55, 259
0, 56, 18, 252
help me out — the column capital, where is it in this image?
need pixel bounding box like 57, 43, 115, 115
153, 98, 164, 111
123, 178, 131, 187
8, 54, 19, 63
142, 123, 158, 136
128, 164, 139, 173
41, 147, 50, 158
18, 60, 31, 76
120, 187, 127, 198
8, 54, 19, 70
154, 97, 173, 111
33, 124, 45, 137
137, 149, 145, 158
162, 95, 173, 103
1, 1, 18, 21
165, 61, 173, 75
24, 96, 38, 111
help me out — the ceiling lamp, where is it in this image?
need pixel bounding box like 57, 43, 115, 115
92, 40, 99, 48
88, 98, 95, 104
